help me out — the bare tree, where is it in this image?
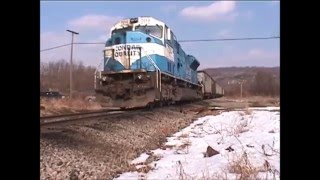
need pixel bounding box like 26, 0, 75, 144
251, 71, 279, 96
40, 60, 96, 95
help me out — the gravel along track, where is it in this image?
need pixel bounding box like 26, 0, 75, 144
40, 110, 130, 128
40, 100, 236, 180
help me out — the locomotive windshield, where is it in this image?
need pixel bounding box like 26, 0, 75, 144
135, 25, 163, 38
111, 26, 133, 35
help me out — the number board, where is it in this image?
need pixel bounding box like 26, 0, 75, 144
140, 17, 150, 25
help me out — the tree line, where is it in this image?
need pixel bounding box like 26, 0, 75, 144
40, 60, 279, 97
40, 60, 96, 95
223, 71, 280, 97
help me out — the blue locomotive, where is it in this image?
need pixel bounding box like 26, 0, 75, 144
95, 16, 203, 108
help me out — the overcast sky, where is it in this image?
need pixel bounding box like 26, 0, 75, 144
40, 1, 280, 69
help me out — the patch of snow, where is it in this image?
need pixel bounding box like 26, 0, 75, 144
249, 106, 280, 111
130, 153, 149, 165
116, 107, 280, 180
116, 172, 140, 180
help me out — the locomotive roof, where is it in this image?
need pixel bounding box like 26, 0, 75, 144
110, 16, 166, 32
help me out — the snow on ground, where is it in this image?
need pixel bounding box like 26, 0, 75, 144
116, 107, 280, 180
248, 107, 280, 111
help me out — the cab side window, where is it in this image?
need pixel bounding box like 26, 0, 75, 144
164, 25, 168, 40
171, 31, 176, 43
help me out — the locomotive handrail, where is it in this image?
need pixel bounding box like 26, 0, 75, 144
140, 47, 160, 71
104, 56, 112, 68
141, 47, 162, 94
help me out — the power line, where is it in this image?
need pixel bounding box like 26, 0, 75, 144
40, 42, 105, 52
40, 36, 280, 52
75, 42, 105, 45
75, 36, 280, 44
40, 43, 71, 52
178, 36, 280, 43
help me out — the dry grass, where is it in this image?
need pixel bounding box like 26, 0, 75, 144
233, 123, 250, 135
174, 155, 278, 180
243, 104, 253, 115
40, 98, 102, 116
227, 151, 279, 180
160, 126, 173, 136
210, 172, 230, 180
222, 96, 279, 107
228, 152, 260, 179
176, 161, 194, 180
247, 96, 280, 107
216, 118, 251, 137
234, 116, 252, 135
174, 154, 279, 180
175, 133, 192, 154
178, 133, 190, 139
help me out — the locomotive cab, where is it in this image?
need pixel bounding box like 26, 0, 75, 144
103, 17, 167, 72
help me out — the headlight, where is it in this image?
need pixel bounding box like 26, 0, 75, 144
130, 18, 138, 23
135, 74, 145, 82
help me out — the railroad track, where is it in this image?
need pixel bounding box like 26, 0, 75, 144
40, 109, 130, 126
40, 102, 188, 127
40, 99, 239, 127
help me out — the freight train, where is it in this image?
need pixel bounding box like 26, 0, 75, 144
94, 16, 224, 108
197, 71, 224, 99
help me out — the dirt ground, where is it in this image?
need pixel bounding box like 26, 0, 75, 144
40, 96, 279, 180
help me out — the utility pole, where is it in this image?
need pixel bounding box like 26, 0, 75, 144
239, 80, 245, 98
240, 82, 243, 98
66, 30, 79, 99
